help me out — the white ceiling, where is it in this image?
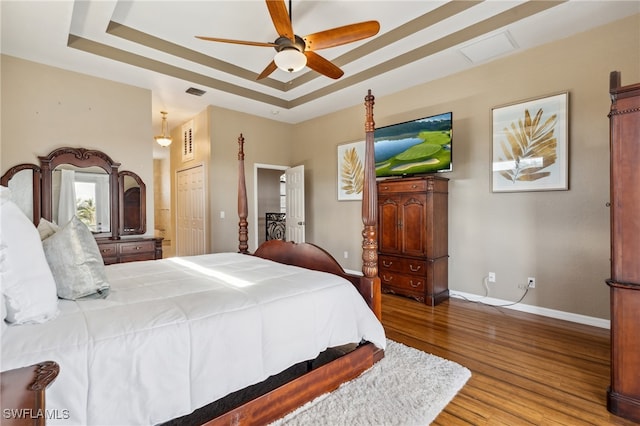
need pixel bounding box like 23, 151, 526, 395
2, 0, 638, 135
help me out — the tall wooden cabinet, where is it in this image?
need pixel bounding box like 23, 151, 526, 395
377, 176, 449, 306
606, 71, 640, 423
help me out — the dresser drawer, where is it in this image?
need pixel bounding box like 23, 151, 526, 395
378, 179, 427, 194
97, 238, 161, 264
119, 240, 155, 255
97, 242, 118, 265
379, 255, 427, 275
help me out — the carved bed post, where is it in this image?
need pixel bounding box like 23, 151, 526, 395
362, 90, 382, 320
238, 134, 249, 254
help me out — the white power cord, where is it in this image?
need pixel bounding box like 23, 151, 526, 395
451, 276, 530, 307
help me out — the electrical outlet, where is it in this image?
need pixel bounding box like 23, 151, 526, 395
528, 277, 536, 288
488, 272, 496, 283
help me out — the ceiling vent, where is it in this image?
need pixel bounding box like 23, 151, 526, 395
186, 87, 206, 96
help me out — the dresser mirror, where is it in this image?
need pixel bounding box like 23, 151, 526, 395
51, 165, 112, 234
0, 165, 41, 224
0, 147, 147, 240
119, 170, 146, 235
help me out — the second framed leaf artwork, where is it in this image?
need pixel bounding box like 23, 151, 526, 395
337, 141, 365, 200
491, 92, 569, 192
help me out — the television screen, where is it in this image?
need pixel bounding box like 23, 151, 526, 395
374, 112, 452, 177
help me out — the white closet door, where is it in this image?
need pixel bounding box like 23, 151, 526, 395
176, 165, 206, 256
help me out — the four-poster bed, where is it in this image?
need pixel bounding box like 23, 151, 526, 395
0, 91, 382, 425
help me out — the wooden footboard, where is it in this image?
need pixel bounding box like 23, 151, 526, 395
203, 343, 383, 426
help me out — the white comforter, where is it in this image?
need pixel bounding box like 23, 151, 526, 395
1, 253, 386, 425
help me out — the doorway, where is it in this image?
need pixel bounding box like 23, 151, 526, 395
253, 163, 305, 249
254, 164, 287, 248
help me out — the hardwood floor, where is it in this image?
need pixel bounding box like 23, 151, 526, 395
381, 293, 637, 426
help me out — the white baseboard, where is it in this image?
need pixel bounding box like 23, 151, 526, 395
341, 270, 610, 329
449, 290, 610, 329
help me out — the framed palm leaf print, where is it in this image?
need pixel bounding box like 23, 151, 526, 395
492, 92, 569, 192
337, 141, 365, 200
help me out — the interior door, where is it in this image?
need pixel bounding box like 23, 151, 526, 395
176, 165, 206, 256
285, 165, 305, 243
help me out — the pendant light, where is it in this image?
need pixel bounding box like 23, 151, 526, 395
154, 111, 172, 147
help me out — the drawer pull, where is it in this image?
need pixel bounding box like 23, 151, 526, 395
411, 184, 417, 189
382, 261, 393, 267
101, 249, 109, 253
409, 264, 421, 272
135, 246, 141, 250
410, 280, 421, 288
382, 274, 393, 282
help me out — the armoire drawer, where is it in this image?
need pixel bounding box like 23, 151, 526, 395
378, 179, 427, 194
379, 255, 427, 275
380, 271, 425, 292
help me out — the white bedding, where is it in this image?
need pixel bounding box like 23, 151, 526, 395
1, 253, 386, 425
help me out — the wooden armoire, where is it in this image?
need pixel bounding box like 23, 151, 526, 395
377, 176, 449, 306
607, 71, 640, 423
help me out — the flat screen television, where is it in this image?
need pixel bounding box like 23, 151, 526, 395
374, 111, 452, 177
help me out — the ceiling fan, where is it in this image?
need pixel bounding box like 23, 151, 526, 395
196, 0, 380, 80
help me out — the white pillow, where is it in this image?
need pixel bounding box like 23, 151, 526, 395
1, 294, 7, 333
0, 187, 59, 324
0, 185, 10, 204
37, 218, 60, 240
42, 216, 110, 300
0, 242, 7, 332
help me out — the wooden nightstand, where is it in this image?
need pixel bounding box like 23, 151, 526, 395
0, 361, 59, 426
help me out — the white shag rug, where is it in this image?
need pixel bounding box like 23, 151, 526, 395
270, 339, 471, 426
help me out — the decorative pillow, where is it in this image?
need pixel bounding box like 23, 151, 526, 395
42, 216, 110, 300
37, 218, 60, 240
0, 187, 59, 324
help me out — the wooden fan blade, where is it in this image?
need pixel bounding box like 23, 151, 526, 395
303, 21, 380, 51
304, 51, 344, 79
257, 60, 278, 80
266, 0, 294, 41
195, 36, 278, 48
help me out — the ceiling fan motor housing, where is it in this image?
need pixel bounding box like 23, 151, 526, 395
274, 35, 306, 53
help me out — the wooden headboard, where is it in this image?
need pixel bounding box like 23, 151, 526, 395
236, 90, 380, 319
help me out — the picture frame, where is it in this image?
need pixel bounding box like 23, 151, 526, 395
337, 141, 365, 201
491, 92, 569, 192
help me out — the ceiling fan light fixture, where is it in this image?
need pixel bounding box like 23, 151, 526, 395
274, 48, 307, 73
154, 111, 172, 147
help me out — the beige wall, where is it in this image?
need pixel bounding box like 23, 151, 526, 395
168, 105, 291, 254
0, 55, 155, 236
3, 14, 638, 320
291, 14, 640, 319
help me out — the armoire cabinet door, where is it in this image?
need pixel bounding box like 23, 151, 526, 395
378, 195, 402, 254
400, 194, 427, 257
